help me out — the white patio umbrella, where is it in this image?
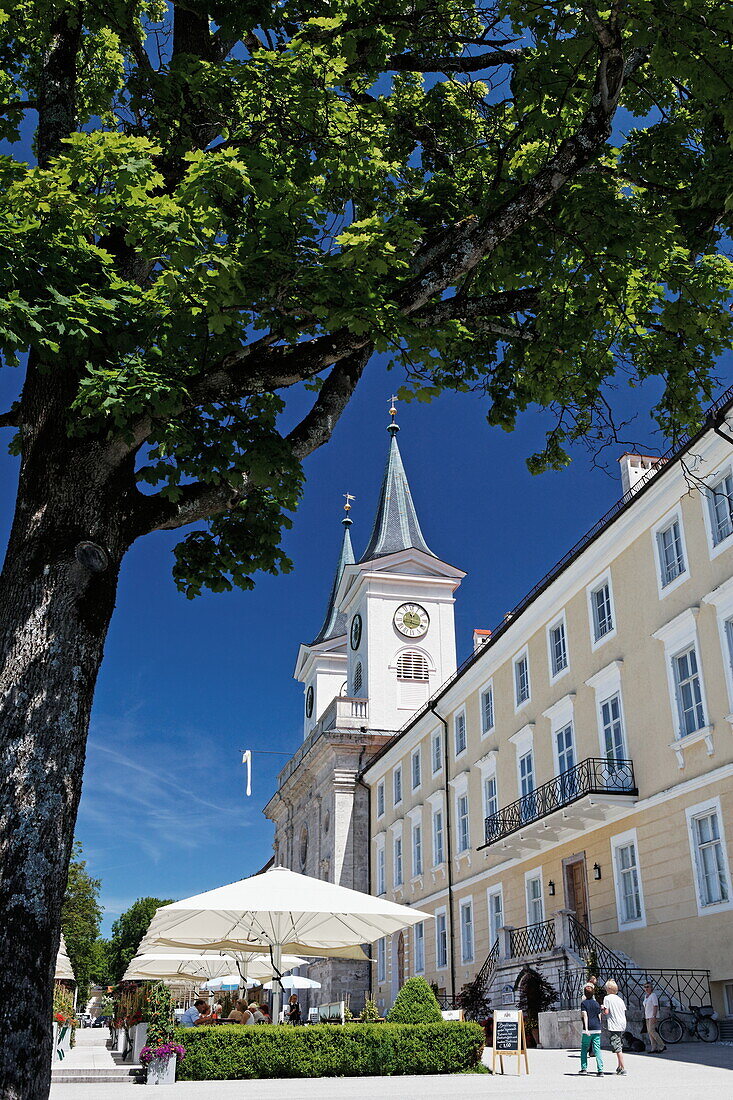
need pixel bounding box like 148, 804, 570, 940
123, 951, 306, 985
54, 933, 75, 982
140, 865, 430, 1022
263, 974, 321, 991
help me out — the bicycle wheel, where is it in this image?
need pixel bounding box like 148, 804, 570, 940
659, 1016, 684, 1044
696, 1018, 719, 1043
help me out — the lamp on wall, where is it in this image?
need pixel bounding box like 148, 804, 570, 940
548, 880, 556, 896
593, 862, 602, 880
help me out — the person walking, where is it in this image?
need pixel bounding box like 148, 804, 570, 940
580, 982, 604, 1076
286, 994, 301, 1025
602, 980, 627, 1075
642, 982, 666, 1053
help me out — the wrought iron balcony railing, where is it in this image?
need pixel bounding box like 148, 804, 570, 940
510, 919, 556, 957
480, 757, 637, 848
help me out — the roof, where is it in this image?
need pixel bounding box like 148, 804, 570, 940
308, 521, 355, 646
361, 383, 733, 776
359, 428, 435, 563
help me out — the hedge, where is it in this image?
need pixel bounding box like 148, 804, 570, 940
387, 977, 443, 1024
174, 1022, 484, 1080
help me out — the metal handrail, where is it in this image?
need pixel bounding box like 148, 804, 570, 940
509, 920, 556, 957
567, 914, 628, 975
557, 966, 712, 1012
480, 757, 637, 848
476, 938, 500, 988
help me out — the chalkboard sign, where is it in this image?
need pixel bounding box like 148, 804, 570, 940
491, 1009, 529, 1075
494, 1013, 520, 1051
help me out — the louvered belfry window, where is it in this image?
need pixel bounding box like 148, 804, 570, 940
396, 651, 429, 680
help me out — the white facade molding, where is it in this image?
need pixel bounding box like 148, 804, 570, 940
652, 605, 711, 759
668, 725, 715, 770
405, 804, 424, 824
651, 503, 691, 599
609, 826, 647, 931
586, 567, 618, 652
585, 659, 624, 695
684, 795, 733, 916
703, 578, 733, 711
448, 769, 471, 794
542, 693, 576, 729
475, 750, 499, 778
425, 789, 445, 810
508, 723, 534, 755
546, 609, 570, 685
652, 605, 701, 649
388, 818, 404, 835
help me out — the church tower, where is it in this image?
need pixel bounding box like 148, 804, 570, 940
263, 407, 464, 1010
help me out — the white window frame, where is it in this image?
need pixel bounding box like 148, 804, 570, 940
546, 612, 570, 683
652, 505, 689, 597
653, 607, 713, 767
431, 803, 445, 867
412, 820, 423, 878
431, 728, 443, 775
513, 647, 531, 710
479, 678, 495, 738
509, 724, 535, 801
435, 907, 448, 970
454, 708, 467, 758
587, 569, 617, 650
377, 936, 387, 983
376, 779, 385, 819
456, 792, 470, 854
375, 838, 386, 897
586, 661, 628, 761
703, 576, 733, 715
685, 796, 733, 916
524, 868, 545, 926
459, 897, 475, 964
543, 694, 576, 777
413, 921, 425, 974
393, 833, 403, 889
702, 462, 733, 558
411, 747, 422, 792
610, 827, 647, 930
393, 764, 403, 806
487, 883, 504, 946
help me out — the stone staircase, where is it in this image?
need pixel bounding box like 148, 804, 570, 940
51, 1030, 143, 1085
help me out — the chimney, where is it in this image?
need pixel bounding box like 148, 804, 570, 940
473, 629, 491, 652
618, 453, 665, 497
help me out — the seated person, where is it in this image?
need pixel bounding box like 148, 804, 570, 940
180, 999, 216, 1028
227, 999, 249, 1024
247, 1002, 265, 1024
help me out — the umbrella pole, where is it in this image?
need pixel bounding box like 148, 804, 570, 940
271, 944, 283, 1024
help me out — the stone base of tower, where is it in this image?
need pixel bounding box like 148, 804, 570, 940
303, 957, 371, 1017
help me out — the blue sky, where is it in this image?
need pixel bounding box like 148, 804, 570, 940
2, 354, 731, 933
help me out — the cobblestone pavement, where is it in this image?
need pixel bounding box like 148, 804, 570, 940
49, 1042, 733, 1099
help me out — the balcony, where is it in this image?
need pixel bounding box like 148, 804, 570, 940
321, 695, 369, 731
480, 757, 638, 857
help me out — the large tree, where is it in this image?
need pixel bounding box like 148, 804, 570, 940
60, 840, 109, 999
106, 896, 175, 983
0, 2, 731, 1096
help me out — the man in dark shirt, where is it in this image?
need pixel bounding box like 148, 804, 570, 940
580, 982, 604, 1075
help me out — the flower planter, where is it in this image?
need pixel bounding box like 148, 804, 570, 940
132, 1023, 148, 1064
146, 1054, 176, 1085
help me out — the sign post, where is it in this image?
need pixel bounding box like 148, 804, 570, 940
491, 1008, 529, 1075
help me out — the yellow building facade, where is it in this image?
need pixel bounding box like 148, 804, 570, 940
363, 403, 733, 1019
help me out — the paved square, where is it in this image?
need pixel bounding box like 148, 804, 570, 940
49, 1042, 733, 1099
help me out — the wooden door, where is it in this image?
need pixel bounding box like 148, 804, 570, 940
565, 857, 590, 928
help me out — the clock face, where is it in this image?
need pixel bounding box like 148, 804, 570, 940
305, 685, 314, 718
350, 613, 362, 651
393, 602, 430, 638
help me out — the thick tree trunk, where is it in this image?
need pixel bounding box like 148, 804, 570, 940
0, 368, 134, 1099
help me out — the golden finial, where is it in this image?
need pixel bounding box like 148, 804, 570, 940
388, 395, 399, 434
343, 492, 355, 526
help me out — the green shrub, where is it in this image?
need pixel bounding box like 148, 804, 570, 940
358, 999, 380, 1022
386, 977, 443, 1024
174, 1022, 484, 1080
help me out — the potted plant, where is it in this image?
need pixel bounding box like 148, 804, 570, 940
515, 965, 558, 1047
140, 1042, 186, 1086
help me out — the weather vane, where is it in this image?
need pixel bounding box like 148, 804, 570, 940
343, 492, 355, 513
388, 395, 400, 434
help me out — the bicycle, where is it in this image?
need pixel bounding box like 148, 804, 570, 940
658, 1004, 719, 1044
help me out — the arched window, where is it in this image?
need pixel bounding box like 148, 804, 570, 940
396, 651, 429, 681
396, 651, 430, 710
352, 661, 363, 697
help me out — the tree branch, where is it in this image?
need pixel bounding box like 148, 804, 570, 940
134, 347, 372, 536
0, 407, 20, 429
388, 48, 525, 73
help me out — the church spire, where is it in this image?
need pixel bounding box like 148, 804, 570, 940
359, 400, 435, 563
309, 496, 356, 645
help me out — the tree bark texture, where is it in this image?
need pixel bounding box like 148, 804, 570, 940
0, 363, 135, 1100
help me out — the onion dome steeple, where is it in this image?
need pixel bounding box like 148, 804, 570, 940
308, 495, 356, 645
359, 399, 435, 563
